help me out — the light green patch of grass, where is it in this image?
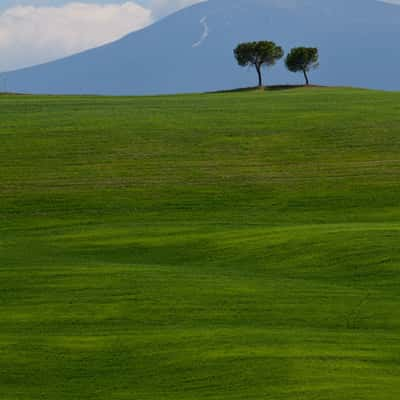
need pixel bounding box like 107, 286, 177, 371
1, 88, 400, 399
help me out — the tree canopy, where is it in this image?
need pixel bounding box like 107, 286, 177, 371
234, 41, 284, 88
285, 47, 319, 85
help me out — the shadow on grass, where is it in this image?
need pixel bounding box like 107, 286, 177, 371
208, 84, 325, 94
0, 92, 26, 96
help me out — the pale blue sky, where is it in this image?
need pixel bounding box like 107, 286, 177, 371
1, 0, 398, 72
0, 1, 200, 15
0, 1, 145, 11
0, 0, 203, 71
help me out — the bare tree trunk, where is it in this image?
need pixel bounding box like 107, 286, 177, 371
303, 69, 309, 86
256, 65, 263, 88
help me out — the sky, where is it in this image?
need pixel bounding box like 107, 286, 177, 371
0, 0, 204, 72
1, 0, 399, 72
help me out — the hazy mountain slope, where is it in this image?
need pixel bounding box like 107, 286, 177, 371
3, 0, 400, 94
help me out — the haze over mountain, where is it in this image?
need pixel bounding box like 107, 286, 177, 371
2, 0, 400, 94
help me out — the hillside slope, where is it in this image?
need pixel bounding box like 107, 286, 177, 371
1, 88, 400, 399
3, 0, 400, 94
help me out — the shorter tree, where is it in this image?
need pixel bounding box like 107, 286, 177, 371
285, 47, 319, 85
234, 41, 284, 88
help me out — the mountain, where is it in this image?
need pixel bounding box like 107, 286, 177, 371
2, 0, 400, 95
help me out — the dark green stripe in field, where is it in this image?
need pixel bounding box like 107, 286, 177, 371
1, 88, 400, 399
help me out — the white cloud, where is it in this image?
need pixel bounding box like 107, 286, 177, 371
149, 0, 204, 18
0, 2, 152, 72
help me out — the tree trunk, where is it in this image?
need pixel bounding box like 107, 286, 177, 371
256, 65, 263, 88
303, 69, 309, 86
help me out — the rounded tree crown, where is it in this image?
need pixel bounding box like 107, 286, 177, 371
234, 41, 284, 68
285, 47, 319, 72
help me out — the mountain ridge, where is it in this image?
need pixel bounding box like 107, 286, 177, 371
2, 0, 400, 94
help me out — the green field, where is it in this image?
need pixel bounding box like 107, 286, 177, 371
1, 88, 400, 399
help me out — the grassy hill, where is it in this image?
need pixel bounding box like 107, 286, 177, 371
1, 88, 400, 399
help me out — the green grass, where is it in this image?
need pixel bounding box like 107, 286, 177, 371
1, 87, 400, 399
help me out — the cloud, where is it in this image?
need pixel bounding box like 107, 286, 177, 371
149, 0, 204, 18
0, 2, 152, 72
379, 0, 400, 4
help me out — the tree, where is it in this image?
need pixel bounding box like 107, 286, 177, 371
285, 47, 319, 85
234, 41, 284, 88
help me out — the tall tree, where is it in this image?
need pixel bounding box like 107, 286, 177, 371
285, 47, 319, 85
234, 41, 284, 88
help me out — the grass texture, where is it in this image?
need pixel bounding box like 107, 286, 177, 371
1, 87, 400, 399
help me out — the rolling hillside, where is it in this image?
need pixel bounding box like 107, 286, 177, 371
1, 88, 400, 399
3, 0, 400, 94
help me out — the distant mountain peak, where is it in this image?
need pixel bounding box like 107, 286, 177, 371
3, 0, 400, 94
